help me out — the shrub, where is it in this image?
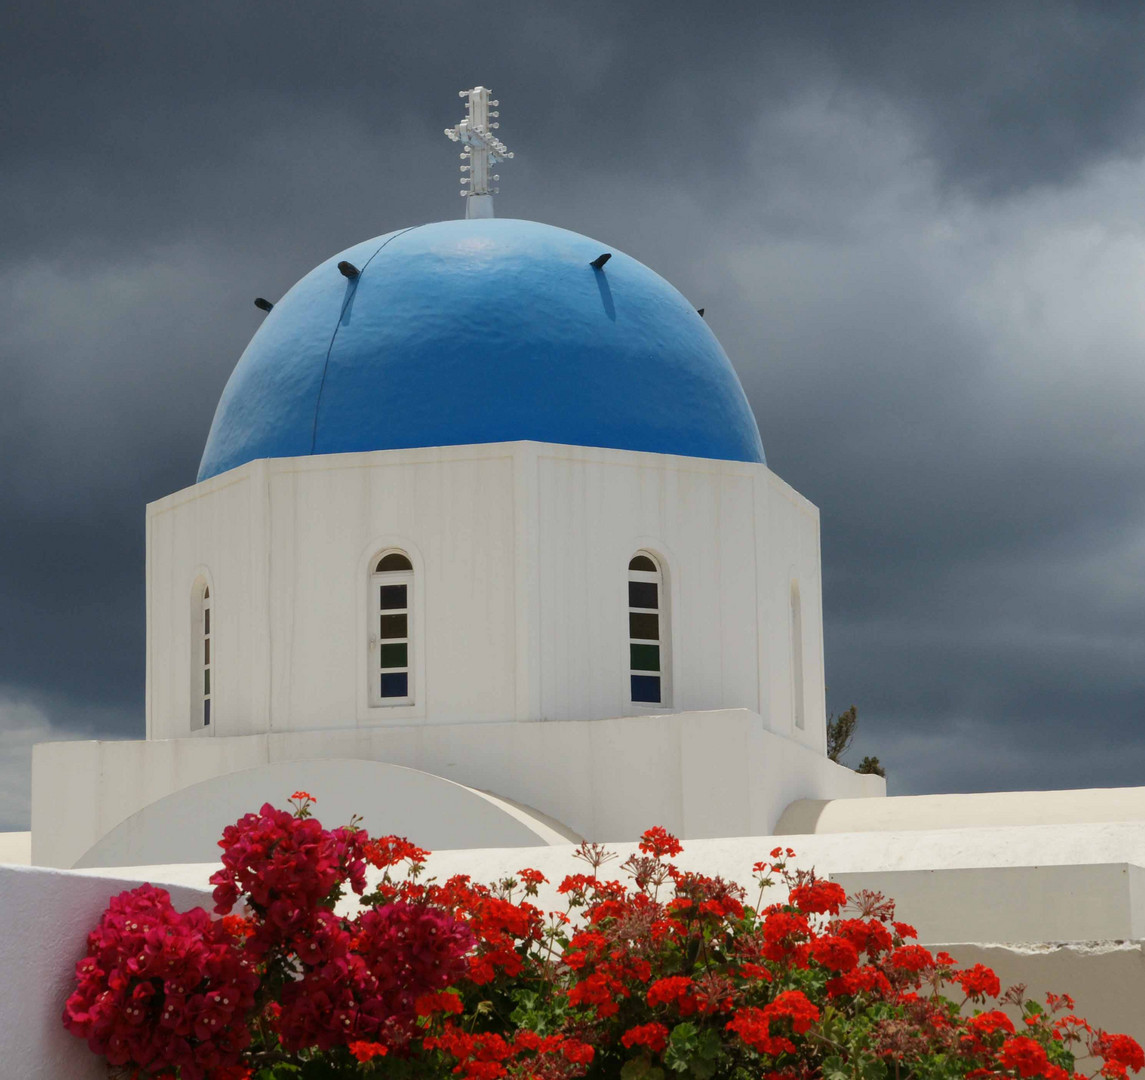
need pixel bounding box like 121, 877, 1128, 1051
64, 793, 1144, 1080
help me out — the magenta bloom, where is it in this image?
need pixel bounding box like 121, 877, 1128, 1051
62, 884, 258, 1080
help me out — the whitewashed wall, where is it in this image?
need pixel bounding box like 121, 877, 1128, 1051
145, 442, 825, 752
4, 845, 1142, 1073
778, 787, 1145, 834
0, 864, 211, 1077
33, 709, 881, 869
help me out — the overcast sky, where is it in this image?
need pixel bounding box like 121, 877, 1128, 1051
2, 1, 1144, 828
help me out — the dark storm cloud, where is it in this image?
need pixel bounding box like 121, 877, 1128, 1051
2, 0, 1144, 825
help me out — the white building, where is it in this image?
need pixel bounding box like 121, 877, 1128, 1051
31, 201, 882, 869
5, 89, 1145, 1072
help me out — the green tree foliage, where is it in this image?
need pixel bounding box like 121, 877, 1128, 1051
825, 705, 887, 779
825, 705, 857, 763
857, 755, 886, 777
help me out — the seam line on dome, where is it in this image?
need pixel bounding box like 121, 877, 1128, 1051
310, 224, 425, 454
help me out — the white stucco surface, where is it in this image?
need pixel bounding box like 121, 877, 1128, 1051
72, 759, 571, 868
37, 824, 1145, 1055
33, 708, 882, 867
934, 941, 1145, 1048
144, 441, 827, 745
833, 864, 1145, 944
0, 864, 211, 1076
0, 831, 30, 865
778, 786, 1145, 834
84, 822, 1145, 939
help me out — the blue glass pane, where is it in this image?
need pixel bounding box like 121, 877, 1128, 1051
631, 675, 661, 703
381, 672, 409, 698
204, 699, 211, 726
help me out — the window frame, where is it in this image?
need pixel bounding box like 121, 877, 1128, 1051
368, 551, 414, 708
790, 578, 805, 731
190, 575, 214, 734
627, 550, 671, 709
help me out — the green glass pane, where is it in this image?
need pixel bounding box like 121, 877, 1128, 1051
629, 555, 657, 572
204, 669, 210, 694
204, 638, 210, 664
379, 643, 408, 669
379, 584, 406, 610
630, 643, 660, 672
629, 612, 659, 640
204, 608, 210, 634
379, 613, 407, 639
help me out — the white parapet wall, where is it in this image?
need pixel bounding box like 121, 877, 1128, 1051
778, 787, 1145, 833
12, 829, 1145, 1070
0, 831, 30, 865
32, 708, 883, 868
832, 864, 1145, 944
0, 864, 212, 1077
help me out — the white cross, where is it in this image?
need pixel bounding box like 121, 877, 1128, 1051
444, 86, 513, 220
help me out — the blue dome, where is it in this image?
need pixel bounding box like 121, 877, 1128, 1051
198, 219, 764, 481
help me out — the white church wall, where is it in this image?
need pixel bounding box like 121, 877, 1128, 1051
534, 451, 763, 722
145, 441, 825, 744
0, 831, 30, 864
72, 759, 570, 868
0, 864, 212, 1077
146, 466, 262, 740
268, 448, 520, 729
760, 472, 827, 752
6, 849, 1142, 1073
777, 787, 1145, 834
925, 941, 1145, 1052
832, 864, 1145, 944
32, 708, 882, 868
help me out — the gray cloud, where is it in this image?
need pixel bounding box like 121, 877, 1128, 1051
2, 1, 1144, 822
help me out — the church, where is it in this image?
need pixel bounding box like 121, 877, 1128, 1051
4, 88, 1145, 1072
29, 86, 881, 871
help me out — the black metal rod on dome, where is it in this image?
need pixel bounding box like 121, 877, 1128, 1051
254, 298, 274, 313
338, 261, 361, 279
590, 253, 611, 270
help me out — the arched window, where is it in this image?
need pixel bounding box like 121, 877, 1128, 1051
370, 551, 413, 705
790, 580, 805, 730
628, 552, 668, 706
191, 580, 212, 731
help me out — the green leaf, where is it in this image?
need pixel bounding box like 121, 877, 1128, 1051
622, 1056, 666, 1080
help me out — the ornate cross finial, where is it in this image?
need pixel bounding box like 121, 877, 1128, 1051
444, 86, 513, 220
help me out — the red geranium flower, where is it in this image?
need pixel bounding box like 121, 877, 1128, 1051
958, 963, 1002, 1000
622, 1022, 670, 1054
639, 826, 684, 859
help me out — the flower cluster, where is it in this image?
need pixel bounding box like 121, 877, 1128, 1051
209, 799, 367, 956
65, 805, 1145, 1080
62, 883, 258, 1080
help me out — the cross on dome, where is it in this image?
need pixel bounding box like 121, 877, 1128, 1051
444, 86, 513, 220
